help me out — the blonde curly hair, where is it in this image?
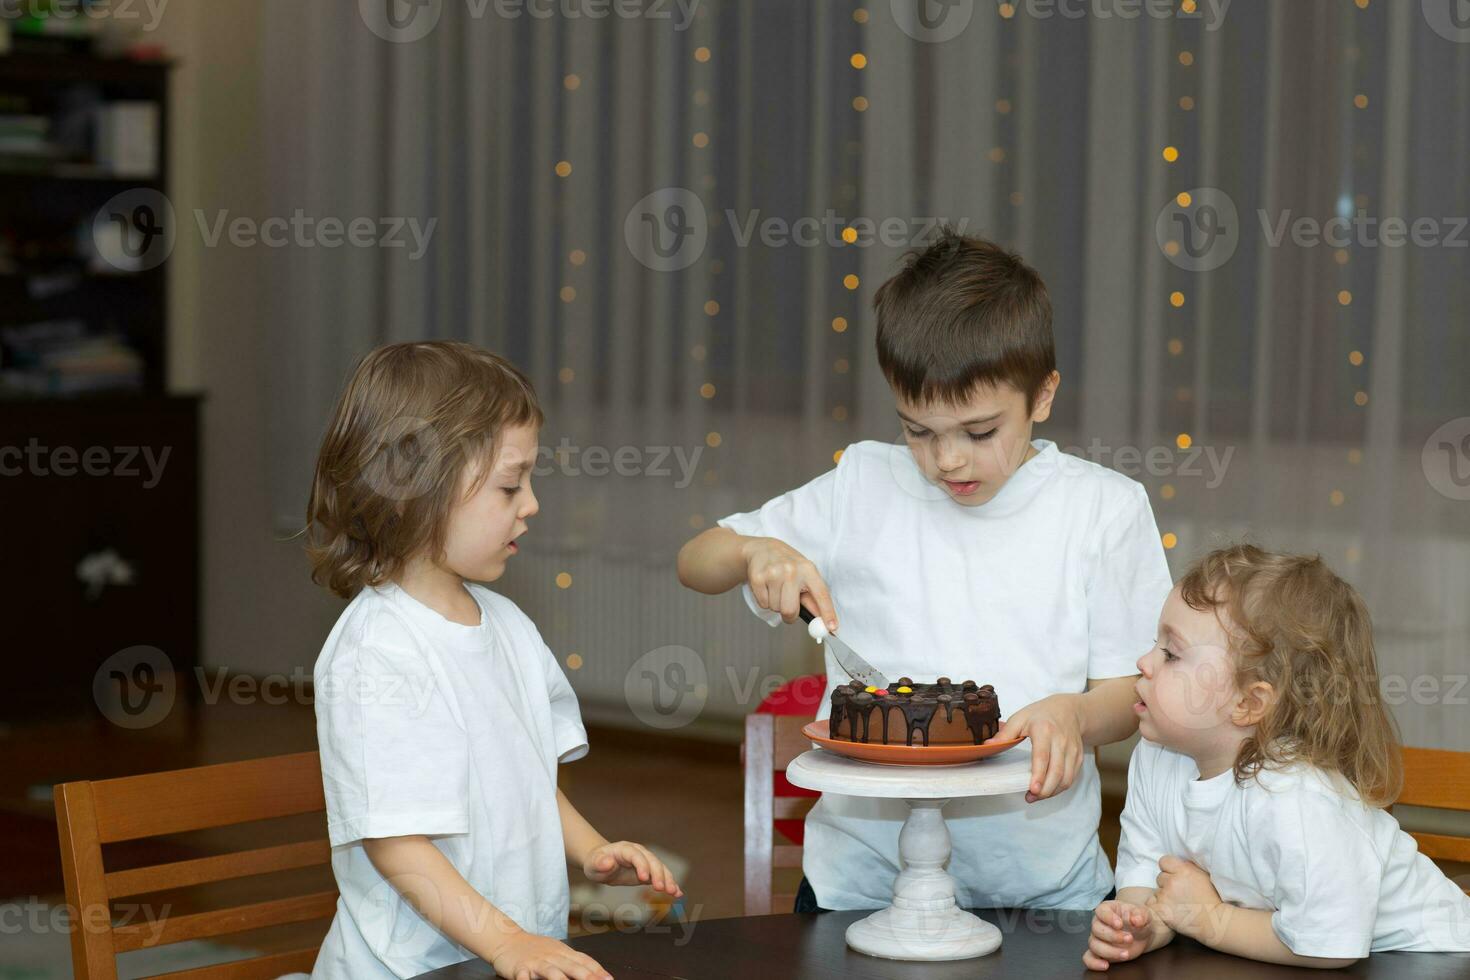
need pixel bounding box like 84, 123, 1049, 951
305, 341, 543, 598
1179, 544, 1403, 808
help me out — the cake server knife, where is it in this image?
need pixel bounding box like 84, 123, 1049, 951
799, 607, 891, 690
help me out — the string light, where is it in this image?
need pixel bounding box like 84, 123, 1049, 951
559, 286, 576, 303
843, 274, 860, 290
1349, 350, 1364, 366
563, 74, 580, 90
1162, 146, 1179, 163
556, 572, 573, 589
558, 367, 574, 384
833, 449, 845, 464
694, 46, 710, 62
1162, 532, 1179, 549
1161, 484, 1176, 500
1176, 433, 1192, 450
569, 249, 586, 266
555, 160, 572, 177
1176, 191, 1192, 207
700, 382, 716, 399
703, 299, 720, 316
1170, 291, 1186, 307
1168, 338, 1184, 356
850, 53, 867, 70
832, 316, 848, 332
692, 132, 709, 148
1338, 290, 1352, 306
706, 432, 722, 447
566, 653, 584, 670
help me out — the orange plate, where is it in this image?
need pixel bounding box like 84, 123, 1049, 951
801, 721, 1027, 766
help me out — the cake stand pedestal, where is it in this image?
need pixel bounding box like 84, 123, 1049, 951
785, 747, 1032, 961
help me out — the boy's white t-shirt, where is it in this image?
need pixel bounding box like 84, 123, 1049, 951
310, 582, 588, 980
1116, 737, 1470, 957
718, 438, 1173, 910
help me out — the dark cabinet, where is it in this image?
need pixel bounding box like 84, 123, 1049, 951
0, 395, 198, 722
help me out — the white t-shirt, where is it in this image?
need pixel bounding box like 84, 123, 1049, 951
310, 582, 588, 980
1116, 737, 1470, 957
719, 439, 1172, 910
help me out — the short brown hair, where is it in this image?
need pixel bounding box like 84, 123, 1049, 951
305, 341, 543, 598
874, 228, 1055, 409
1180, 544, 1403, 808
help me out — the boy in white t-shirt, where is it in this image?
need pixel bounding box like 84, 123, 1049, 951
305, 342, 682, 980
1086, 545, 1470, 970
678, 230, 1173, 911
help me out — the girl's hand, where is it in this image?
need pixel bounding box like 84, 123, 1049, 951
490, 931, 612, 980
1082, 899, 1157, 971
1146, 855, 1223, 941
583, 841, 685, 898
984, 694, 1084, 802
742, 537, 838, 630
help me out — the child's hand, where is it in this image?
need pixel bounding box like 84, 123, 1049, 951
1144, 854, 1223, 941
490, 930, 612, 980
583, 841, 685, 898
741, 537, 838, 630
1082, 899, 1158, 971
984, 693, 1084, 803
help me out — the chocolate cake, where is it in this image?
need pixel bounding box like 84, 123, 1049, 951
829, 677, 1000, 747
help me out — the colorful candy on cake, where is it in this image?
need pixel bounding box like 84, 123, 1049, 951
829, 677, 1000, 746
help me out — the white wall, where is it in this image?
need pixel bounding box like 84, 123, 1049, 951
157, 0, 344, 680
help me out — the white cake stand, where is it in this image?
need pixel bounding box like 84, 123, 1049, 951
785, 747, 1032, 961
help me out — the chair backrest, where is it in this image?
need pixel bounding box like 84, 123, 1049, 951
1396, 747, 1470, 886
742, 713, 817, 915
53, 751, 337, 980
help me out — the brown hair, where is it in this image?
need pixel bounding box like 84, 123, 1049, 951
1179, 544, 1403, 808
305, 341, 543, 598
873, 227, 1055, 410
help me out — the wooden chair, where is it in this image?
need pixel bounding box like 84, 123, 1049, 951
1396, 746, 1470, 892
742, 713, 818, 915
53, 751, 337, 979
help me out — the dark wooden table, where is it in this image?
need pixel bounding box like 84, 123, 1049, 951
413, 909, 1470, 978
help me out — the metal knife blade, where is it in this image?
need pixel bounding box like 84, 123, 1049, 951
799, 607, 891, 689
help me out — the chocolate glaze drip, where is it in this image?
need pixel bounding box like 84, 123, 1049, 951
829, 678, 1000, 746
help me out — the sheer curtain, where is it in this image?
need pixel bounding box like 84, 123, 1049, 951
261, 0, 1470, 748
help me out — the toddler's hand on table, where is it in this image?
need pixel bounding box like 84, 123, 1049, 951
1146, 854, 1223, 941
984, 693, 1084, 803
741, 537, 838, 629
490, 931, 611, 980
1082, 899, 1158, 971
583, 840, 685, 898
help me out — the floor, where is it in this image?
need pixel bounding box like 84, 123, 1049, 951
0, 696, 1125, 971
